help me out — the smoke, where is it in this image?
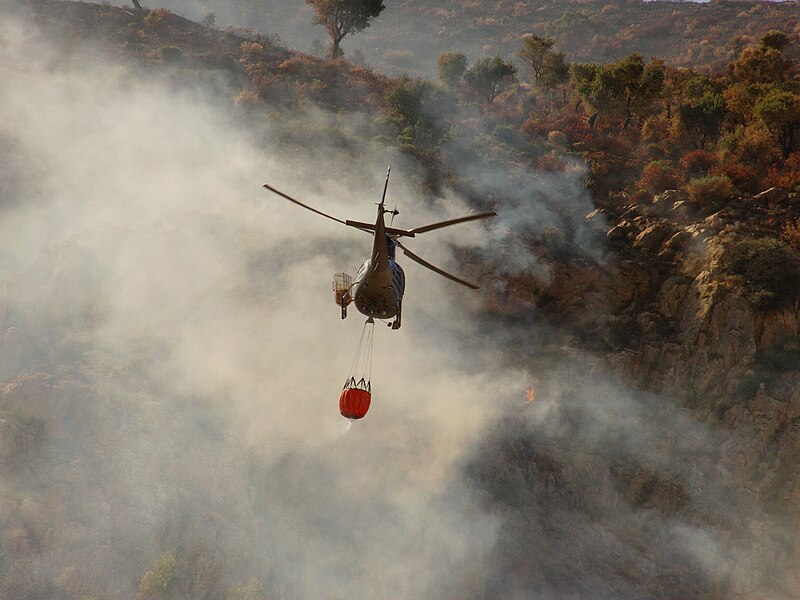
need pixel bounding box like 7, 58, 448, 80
1, 4, 798, 600
0, 8, 512, 599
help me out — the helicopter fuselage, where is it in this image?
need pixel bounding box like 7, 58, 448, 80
351, 203, 405, 323
352, 252, 405, 320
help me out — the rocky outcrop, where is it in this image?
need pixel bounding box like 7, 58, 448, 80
483, 188, 800, 598
499, 189, 800, 410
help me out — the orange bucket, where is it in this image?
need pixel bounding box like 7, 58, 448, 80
339, 387, 371, 419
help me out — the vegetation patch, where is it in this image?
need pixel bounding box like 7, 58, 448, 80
717, 236, 800, 310
755, 336, 800, 372
685, 174, 734, 204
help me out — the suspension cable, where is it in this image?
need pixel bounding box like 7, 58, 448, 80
346, 318, 375, 390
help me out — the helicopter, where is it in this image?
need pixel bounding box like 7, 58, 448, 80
263, 166, 496, 330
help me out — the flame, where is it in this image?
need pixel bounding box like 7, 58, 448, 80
524, 385, 535, 404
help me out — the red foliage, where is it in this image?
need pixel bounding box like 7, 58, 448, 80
679, 149, 717, 176
278, 55, 337, 81
521, 117, 551, 139
712, 162, 760, 194
638, 161, 682, 193
764, 152, 800, 189
536, 152, 568, 172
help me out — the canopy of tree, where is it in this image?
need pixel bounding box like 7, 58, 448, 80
306, 0, 385, 58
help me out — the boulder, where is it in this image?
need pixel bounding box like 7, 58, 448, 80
652, 189, 684, 211
585, 208, 604, 221
633, 223, 674, 253
606, 221, 634, 244
754, 187, 788, 205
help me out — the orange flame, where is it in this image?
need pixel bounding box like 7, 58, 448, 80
524, 385, 535, 404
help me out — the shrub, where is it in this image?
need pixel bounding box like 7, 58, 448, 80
680, 149, 717, 176
765, 151, 800, 190
782, 217, 800, 250
713, 162, 760, 194
144, 8, 170, 28
536, 152, 567, 172
138, 553, 177, 600
540, 225, 566, 248
686, 174, 733, 204
234, 90, 262, 107
239, 41, 264, 63
717, 236, 800, 310
639, 160, 681, 194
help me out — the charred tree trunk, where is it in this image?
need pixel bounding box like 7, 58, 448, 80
131, 0, 144, 9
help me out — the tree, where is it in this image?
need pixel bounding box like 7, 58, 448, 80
754, 87, 800, 159
570, 55, 664, 124
760, 30, 790, 52
723, 82, 759, 126
305, 0, 385, 59
539, 51, 569, 91
678, 91, 727, 149
385, 77, 455, 153
728, 45, 792, 84
519, 34, 555, 86
464, 56, 518, 104
437, 52, 467, 89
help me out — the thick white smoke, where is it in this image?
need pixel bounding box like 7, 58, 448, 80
0, 11, 516, 599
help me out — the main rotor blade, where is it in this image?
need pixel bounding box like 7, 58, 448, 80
397, 241, 480, 289
263, 183, 347, 226
408, 211, 497, 235
345, 220, 415, 237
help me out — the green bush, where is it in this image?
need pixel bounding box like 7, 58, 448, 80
685, 174, 734, 204
717, 236, 800, 310
138, 553, 177, 600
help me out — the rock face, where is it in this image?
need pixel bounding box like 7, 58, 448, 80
505, 190, 800, 411
488, 189, 800, 598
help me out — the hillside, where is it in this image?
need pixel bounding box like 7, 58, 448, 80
2, 1, 800, 599
99, 0, 800, 76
